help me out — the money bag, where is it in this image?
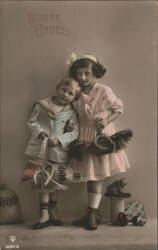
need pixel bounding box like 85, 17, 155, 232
0, 184, 23, 224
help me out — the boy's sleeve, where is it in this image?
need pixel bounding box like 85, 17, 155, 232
27, 104, 46, 138
57, 111, 79, 147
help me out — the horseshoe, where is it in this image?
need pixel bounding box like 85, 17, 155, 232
33, 170, 50, 186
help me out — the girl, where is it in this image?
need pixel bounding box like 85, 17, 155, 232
23, 76, 80, 230
68, 53, 130, 230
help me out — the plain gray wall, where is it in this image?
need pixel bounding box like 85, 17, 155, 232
0, 1, 157, 222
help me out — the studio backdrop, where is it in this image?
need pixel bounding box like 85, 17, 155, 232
0, 1, 156, 222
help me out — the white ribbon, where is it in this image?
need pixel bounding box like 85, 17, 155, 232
65, 52, 77, 65
65, 53, 97, 65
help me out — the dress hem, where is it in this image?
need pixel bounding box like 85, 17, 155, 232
72, 167, 130, 183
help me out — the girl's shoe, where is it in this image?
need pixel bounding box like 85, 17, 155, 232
84, 207, 98, 230
49, 200, 64, 226
72, 208, 101, 227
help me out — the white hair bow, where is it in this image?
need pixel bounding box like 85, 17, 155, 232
65, 52, 77, 65
65, 52, 97, 65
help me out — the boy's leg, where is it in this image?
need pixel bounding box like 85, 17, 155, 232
32, 192, 50, 230
49, 191, 64, 226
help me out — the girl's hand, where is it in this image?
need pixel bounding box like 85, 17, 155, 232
48, 138, 60, 147
94, 118, 106, 130
95, 112, 121, 131
38, 132, 48, 140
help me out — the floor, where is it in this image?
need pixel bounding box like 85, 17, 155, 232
0, 219, 157, 250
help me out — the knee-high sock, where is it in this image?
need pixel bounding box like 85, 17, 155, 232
88, 192, 102, 209
38, 192, 49, 223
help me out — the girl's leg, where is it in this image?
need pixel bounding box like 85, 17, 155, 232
32, 192, 50, 230
73, 180, 102, 230
85, 180, 102, 230
49, 191, 64, 226
87, 180, 102, 209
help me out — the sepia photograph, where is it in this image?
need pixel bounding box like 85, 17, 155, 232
0, 1, 157, 249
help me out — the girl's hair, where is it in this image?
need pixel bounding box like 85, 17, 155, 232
56, 76, 81, 98
68, 58, 107, 79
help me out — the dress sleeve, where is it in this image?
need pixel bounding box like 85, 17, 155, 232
27, 104, 46, 138
57, 111, 79, 147
104, 86, 123, 113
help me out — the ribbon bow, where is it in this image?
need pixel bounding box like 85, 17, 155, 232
65, 52, 77, 65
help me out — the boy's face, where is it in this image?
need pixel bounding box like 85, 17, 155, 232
56, 81, 78, 105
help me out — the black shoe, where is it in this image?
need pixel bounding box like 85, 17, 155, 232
49, 218, 64, 226
84, 218, 98, 230
84, 208, 98, 230
73, 209, 101, 227
72, 214, 88, 227
32, 220, 51, 230
49, 200, 64, 226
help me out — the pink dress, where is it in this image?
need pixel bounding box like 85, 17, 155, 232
71, 83, 130, 182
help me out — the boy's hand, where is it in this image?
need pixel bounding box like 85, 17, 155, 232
38, 132, 48, 140
48, 138, 60, 147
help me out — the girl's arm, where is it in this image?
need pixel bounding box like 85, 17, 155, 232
95, 111, 121, 129
95, 86, 123, 129
105, 111, 121, 125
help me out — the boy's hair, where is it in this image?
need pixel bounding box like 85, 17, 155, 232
56, 76, 81, 98
68, 58, 107, 79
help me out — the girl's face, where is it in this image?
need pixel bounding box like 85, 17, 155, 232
56, 81, 78, 105
75, 64, 95, 88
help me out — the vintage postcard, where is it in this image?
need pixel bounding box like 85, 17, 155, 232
0, 1, 157, 249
